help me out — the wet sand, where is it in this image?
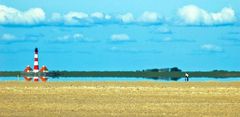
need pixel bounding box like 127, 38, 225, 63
0, 81, 239, 117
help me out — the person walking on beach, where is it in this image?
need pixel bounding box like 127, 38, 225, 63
185, 73, 189, 82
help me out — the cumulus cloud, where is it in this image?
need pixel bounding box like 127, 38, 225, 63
58, 11, 164, 25
55, 33, 93, 43
90, 12, 112, 23
63, 12, 89, 25
0, 4, 165, 26
5, 4, 237, 27
91, 12, 111, 20
117, 12, 163, 24
178, 5, 236, 25
139, 11, 160, 23
118, 13, 135, 23
0, 4, 45, 25
111, 34, 131, 42
91, 12, 104, 19
49, 11, 112, 25
201, 44, 223, 52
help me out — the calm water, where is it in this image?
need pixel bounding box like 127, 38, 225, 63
0, 77, 240, 82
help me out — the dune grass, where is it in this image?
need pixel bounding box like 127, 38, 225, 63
0, 81, 239, 117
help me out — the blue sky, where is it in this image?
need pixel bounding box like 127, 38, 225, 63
0, 0, 240, 71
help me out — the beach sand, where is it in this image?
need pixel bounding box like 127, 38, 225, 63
0, 81, 239, 117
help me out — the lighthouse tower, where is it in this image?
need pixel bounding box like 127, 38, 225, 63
33, 48, 39, 81
33, 48, 39, 73
23, 48, 49, 82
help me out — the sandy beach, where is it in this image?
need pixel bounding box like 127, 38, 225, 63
0, 81, 239, 117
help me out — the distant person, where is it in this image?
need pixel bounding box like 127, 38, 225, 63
185, 73, 189, 82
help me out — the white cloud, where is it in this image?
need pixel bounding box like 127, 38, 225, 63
1, 4, 237, 27
111, 34, 130, 41
118, 13, 135, 23
139, 11, 160, 23
0, 4, 165, 26
178, 5, 236, 25
54, 11, 112, 25
105, 14, 111, 20
91, 12, 112, 20
57, 33, 86, 42
0, 4, 45, 25
63, 12, 89, 25
117, 11, 163, 24
91, 12, 104, 19
0, 33, 15, 40
5, 4, 236, 27
90, 12, 112, 23
201, 44, 223, 52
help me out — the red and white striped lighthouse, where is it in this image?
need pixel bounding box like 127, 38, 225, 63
23, 48, 49, 82
33, 48, 39, 81
33, 48, 39, 73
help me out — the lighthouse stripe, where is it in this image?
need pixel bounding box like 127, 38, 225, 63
34, 58, 38, 61
33, 76, 39, 81
34, 54, 38, 58
34, 61, 38, 65
33, 70, 39, 73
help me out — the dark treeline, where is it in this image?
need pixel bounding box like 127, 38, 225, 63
0, 71, 240, 78
47, 71, 184, 78
1, 70, 240, 78
47, 71, 240, 78
0, 71, 21, 77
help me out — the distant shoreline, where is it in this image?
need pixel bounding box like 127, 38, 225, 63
1, 71, 240, 78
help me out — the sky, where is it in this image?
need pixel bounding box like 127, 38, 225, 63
0, 0, 240, 71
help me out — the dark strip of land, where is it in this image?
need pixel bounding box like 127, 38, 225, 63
1, 71, 240, 78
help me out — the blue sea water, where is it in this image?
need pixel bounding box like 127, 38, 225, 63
0, 77, 240, 82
